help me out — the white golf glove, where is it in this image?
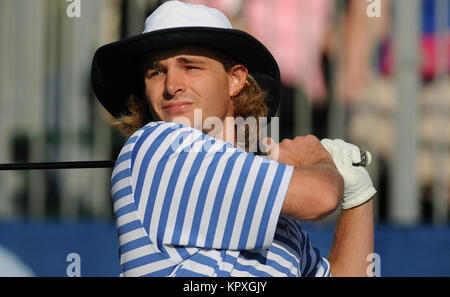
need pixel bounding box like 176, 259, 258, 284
320, 139, 376, 210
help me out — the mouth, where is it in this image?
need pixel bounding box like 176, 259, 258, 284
162, 102, 194, 114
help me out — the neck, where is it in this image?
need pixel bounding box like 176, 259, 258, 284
204, 116, 237, 147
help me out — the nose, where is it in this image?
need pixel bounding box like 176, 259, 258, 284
163, 69, 185, 99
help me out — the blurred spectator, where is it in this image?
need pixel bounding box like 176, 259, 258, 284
346, 0, 450, 218
334, 0, 390, 104
379, 0, 450, 80
186, 0, 333, 105
243, 0, 333, 104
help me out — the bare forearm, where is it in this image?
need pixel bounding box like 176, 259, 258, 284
274, 135, 344, 221
282, 162, 344, 220
328, 199, 374, 276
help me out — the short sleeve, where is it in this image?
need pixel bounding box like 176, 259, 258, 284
129, 121, 294, 253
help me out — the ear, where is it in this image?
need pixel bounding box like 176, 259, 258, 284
228, 64, 248, 97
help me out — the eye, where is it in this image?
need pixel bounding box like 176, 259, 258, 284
146, 70, 163, 78
185, 65, 199, 70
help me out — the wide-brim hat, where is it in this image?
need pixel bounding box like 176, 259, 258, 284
91, 0, 281, 120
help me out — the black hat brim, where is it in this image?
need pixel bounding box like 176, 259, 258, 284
91, 27, 281, 119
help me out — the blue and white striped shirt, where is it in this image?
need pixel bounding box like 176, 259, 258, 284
111, 121, 331, 277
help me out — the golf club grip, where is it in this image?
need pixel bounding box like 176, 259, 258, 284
353, 151, 372, 167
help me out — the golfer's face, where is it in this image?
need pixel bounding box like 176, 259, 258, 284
144, 46, 238, 130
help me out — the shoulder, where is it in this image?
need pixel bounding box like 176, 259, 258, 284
118, 121, 284, 176
128, 121, 247, 158
132, 121, 216, 146
112, 121, 183, 172
132, 121, 192, 142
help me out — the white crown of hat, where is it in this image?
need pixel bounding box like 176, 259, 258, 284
143, 0, 233, 33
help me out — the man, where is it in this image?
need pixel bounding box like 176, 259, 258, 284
91, 1, 376, 277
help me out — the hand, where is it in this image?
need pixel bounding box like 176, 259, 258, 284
264, 135, 334, 167
320, 139, 376, 210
